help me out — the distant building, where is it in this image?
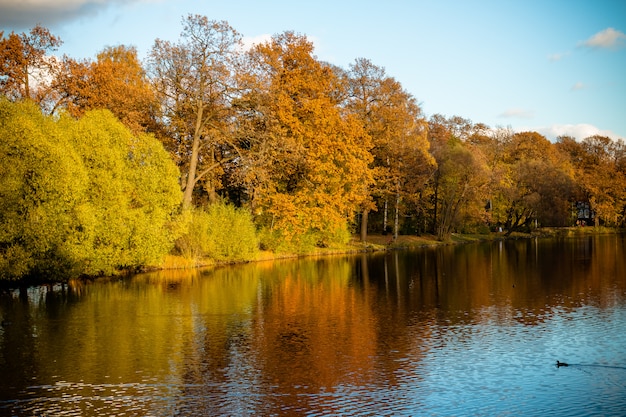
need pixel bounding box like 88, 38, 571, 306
575, 201, 594, 226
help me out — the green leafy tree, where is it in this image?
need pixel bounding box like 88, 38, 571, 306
64, 110, 182, 274
0, 99, 181, 280
174, 202, 258, 262
0, 100, 88, 279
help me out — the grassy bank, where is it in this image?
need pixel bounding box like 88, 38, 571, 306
159, 226, 623, 270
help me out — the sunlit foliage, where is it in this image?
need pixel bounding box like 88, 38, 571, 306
2, 20, 626, 282
427, 115, 490, 239
0, 100, 87, 279
55, 45, 158, 134
488, 131, 577, 233
557, 135, 626, 226
346, 58, 435, 240
0, 25, 62, 110
236, 32, 374, 252
0, 100, 181, 280
174, 202, 258, 262
64, 109, 182, 275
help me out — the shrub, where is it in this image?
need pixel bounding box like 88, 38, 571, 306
175, 203, 259, 262
258, 221, 351, 254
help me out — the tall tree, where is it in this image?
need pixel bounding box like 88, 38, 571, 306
557, 135, 626, 226
0, 100, 181, 279
0, 25, 62, 110
235, 32, 374, 251
427, 115, 489, 239
148, 15, 242, 209
493, 131, 575, 233
344, 58, 385, 240
346, 58, 434, 241
55, 45, 158, 134
0, 99, 86, 279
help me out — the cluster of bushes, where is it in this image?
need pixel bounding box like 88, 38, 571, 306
0, 100, 259, 281
173, 204, 259, 263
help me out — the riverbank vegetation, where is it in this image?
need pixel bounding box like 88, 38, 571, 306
1, 19, 625, 282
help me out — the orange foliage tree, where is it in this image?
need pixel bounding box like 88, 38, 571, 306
234, 32, 374, 251
557, 135, 626, 226
55, 45, 158, 134
346, 58, 434, 240
489, 131, 576, 233
0, 25, 62, 111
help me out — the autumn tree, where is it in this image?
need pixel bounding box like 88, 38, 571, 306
490, 131, 576, 233
55, 45, 158, 134
345, 58, 434, 240
435, 138, 489, 239
147, 15, 242, 209
427, 115, 490, 239
234, 32, 374, 251
0, 99, 87, 279
581, 135, 626, 226
65, 110, 182, 274
557, 135, 626, 226
0, 25, 62, 111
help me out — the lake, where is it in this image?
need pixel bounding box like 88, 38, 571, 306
1, 234, 625, 416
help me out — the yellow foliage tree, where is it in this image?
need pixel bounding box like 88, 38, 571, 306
0, 100, 181, 280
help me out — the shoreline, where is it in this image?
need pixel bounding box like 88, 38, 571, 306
160, 225, 623, 268
2, 226, 621, 288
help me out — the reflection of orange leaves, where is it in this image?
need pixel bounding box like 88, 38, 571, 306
254, 260, 377, 391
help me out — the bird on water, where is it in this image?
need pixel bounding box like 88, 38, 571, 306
556, 360, 569, 367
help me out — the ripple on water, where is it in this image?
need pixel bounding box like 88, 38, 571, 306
2, 381, 182, 417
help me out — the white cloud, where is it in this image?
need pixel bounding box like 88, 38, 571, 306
548, 52, 569, 62
499, 108, 534, 119
571, 81, 585, 91
579, 27, 626, 49
517, 124, 622, 141
240, 34, 273, 51
0, 0, 159, 28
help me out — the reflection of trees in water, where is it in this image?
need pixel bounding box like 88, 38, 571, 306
359, 236, 626, 329
2, 235, 624, 415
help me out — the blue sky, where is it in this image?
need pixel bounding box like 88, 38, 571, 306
1, 0, 625, 141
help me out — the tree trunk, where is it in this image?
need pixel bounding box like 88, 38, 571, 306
393, 191, 400, 240
182, 101, 204, 209
383, 198, 388, 233
432, 171, 439, 234
360, 209, 369, 242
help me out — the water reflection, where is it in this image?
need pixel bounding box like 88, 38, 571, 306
1, 235, 625, 415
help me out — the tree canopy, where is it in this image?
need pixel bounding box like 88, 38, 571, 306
1, 20, 626, 280
0, 100, 181, 280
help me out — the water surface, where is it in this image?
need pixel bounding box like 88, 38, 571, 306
1, 234, 625, 416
